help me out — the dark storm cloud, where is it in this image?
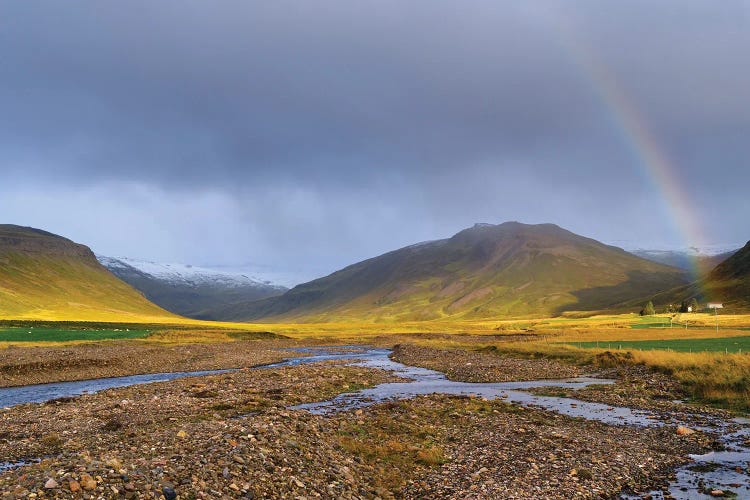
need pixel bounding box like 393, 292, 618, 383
1, 0, 748, 272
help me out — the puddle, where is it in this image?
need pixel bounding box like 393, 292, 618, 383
0, 460, 33, 473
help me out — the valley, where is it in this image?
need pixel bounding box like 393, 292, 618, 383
2, 223, 749, 498
4, 2, 747, 497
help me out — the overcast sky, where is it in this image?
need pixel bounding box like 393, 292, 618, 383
1, 1, 748, 279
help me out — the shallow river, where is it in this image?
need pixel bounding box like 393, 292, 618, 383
1, 346, 749, 498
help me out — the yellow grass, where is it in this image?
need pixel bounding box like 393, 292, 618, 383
4, 311, 750, 409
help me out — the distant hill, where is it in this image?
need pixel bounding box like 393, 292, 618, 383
634, 243, 750, 312
0, 225, 176, 321
631, 249, 735, 275
700, 242, 750, 309
98, 256, 287, 320
222, 222, 690, 322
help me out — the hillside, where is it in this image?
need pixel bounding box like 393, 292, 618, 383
0, 225, 177, 321
636, 242, 750, 312
98, 256, 287, 320
223, 222, 689, 322
701, 241, 750, 308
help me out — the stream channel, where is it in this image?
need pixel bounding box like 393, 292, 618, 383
1, 345, 749, 498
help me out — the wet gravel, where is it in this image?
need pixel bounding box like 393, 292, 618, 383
0, 341, 727, 499
0, 362, 404, 499
390, 343, 580, 382
0, 341, 298, 388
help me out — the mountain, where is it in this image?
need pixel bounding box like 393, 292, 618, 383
633, 243, 750, 311
222, 222, 690, 322
698, 241, 750, 308
0, 225, 175, 321
97, 256, 287, 320
631, 248, 736, 274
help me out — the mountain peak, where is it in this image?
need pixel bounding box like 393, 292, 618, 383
227, 222, 688, 322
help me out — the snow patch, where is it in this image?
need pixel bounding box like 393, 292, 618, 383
96, 255, 296, 289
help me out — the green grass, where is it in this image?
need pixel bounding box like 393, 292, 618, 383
0, 327, 150, 342
565, 335, 750, 353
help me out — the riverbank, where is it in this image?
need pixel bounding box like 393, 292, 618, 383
0, 340, 309, 388
0, 343, 726, 498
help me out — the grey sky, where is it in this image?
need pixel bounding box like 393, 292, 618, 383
1, 1, 748, 278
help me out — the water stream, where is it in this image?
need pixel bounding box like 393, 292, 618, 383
288, 347, 750, 499
0, 369, 232, 408
1, 345, 748, 498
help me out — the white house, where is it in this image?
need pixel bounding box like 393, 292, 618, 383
707, 303, 724, 310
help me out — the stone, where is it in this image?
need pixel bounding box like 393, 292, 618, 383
44, 478, 59, 489
80, 473, 97, 491
68, 480, 81, 492
162, 486, 177, 500
710, 490, 724, 497
676, 426, 695, 436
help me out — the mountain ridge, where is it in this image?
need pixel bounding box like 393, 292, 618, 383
0, 225, 176, 321
219, 221, 690, 322
97, 255, 287, 319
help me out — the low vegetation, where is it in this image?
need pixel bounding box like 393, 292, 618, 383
4, 310, 750, 411
425, 339, 750, 412
0, 327, 150, 343
568, 336, 750, 353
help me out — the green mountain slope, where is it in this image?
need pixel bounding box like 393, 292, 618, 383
224, 222, 689, 322
0, 225, 177, 321
697, 241, 750, 309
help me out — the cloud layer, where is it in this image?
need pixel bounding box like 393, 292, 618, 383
1, 1, 748, 275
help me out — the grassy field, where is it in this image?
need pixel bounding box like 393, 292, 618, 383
566, 335, 750, 353
0, 327, 151, 342
4, 312, 750, 411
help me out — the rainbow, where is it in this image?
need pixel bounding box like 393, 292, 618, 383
545, 11, 706, 281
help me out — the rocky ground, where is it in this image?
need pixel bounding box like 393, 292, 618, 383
0, 340, 307, 388
0, 341, 725, 499
390, 343, 580, 382
525, 364, 733, 428
0, 361, 406, 499
390, 343, 731, 421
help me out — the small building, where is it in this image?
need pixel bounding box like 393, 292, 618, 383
707, 303, 724, 310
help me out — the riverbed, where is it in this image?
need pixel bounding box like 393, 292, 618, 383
0, 345, 745, 498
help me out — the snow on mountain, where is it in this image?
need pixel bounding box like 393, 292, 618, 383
96, 255, 290, 289
609, 242, 742, 257
630, 246, 741, 258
